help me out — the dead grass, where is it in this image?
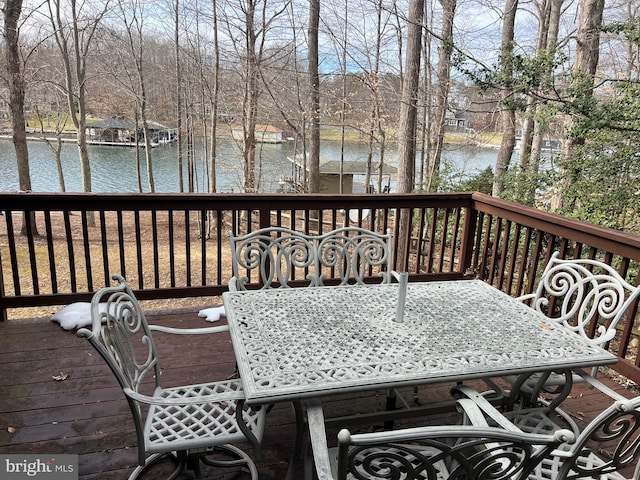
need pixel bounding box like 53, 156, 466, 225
1, 210, 234, 320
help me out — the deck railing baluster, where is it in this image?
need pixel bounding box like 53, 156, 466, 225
0, 192, 639, 382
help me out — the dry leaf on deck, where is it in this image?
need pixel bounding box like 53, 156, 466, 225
52, 372, 70, 381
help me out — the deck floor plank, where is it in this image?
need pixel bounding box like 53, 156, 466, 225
1, 308, 637, 479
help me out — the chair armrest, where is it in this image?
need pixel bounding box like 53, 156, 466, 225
456, 398, 490, 426
228, 276, 241, 292
515, 292, 535, 303
573, 369, 629, 402
123, 385, 245, 406
148, 324, 230, 335
451, 385, 523, 433
306, 401, 335, 480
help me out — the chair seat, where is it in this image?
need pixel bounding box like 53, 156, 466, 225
144, 379, 264, 453
503, 371, 583, 390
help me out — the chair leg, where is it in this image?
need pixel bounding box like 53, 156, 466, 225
200, 444, 259, 479
384, 389, 397, 430
128, 452, 185, 480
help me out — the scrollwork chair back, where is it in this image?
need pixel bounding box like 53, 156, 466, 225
555, 395, 640, 479
78, 275, 266, 479
520, 252, 640, 347
79, 278, 159, 439
228, 227, 393, 291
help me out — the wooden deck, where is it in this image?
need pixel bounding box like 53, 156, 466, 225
1, 307, 637, 479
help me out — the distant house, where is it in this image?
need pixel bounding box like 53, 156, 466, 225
444, 110, 467, 131
286, 156, 397, 193
515, 137, 561, 154
231, 124, 284, 144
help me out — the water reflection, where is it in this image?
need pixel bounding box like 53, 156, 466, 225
0, 137, 498, 193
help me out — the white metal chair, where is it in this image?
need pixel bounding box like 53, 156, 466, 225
304, 399, 575, 480
228, 226, 395, 291
453, 381, 640, 480
77, 275, 266, 480
491, 252, 640, 410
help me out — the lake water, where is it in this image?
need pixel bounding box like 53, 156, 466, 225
0, 137, 499, 193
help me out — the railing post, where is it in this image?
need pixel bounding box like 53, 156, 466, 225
0, 253, 6, 322
458, 204, 478, 275
259, 208, 271, 229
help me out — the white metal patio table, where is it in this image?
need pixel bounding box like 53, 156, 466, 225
222, 279, 617, 477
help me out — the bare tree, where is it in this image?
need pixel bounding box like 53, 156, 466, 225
426, 0, 456, 192
492, 0, 519, 197
517, 0, 566, 205
396, 0, 425, 269
220, 0, 288, 192
417, 0, 432, 192
174, 0, 184, 192
209, 0, 221, 195
556, 0, 604, 210
396, 0, 425, 194
2, 0, 38, 235
369, 0, 390, 194
46, 0, 112, 203
34, 103, 69, 192
117, 0, 155, 192
308, 0, 320, 193
3, 0, 30, 192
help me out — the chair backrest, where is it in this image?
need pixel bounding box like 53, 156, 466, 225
228, 226, 393, 291
77, 275, 161, 443
335, 424, 574, 480
557, 394, 640, 479
523, 252, 640, 346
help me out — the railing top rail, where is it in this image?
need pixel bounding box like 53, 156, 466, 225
0, 191, 475, 210
471, 192, 640, 260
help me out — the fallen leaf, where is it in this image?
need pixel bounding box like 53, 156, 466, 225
8, 426, 16, 434
52, 373, 69, 381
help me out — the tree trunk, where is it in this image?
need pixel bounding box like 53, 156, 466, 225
240, 0, 258, 192
209, 0, 220, 196
492, 0, 519, 197
121, 3, 156, 193
3, 0, 30, 195
308, 0, 320, 193
396, 0, 424, 269
522, 0, 565, 205
427, 0, 456, 192
396, 0, 425, 194
174, 0, 184, 192
556, 0, 604, 210
48, 0, 108, 226
418, 3, 432, 191
3, 0, 38, 236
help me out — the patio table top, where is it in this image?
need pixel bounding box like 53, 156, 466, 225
223, 279, 617, 404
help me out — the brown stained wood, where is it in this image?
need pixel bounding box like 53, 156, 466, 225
1, 307, 638, 479
2, 192, 640, 385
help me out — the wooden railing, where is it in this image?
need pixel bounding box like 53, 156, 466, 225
1, 191, 639, 383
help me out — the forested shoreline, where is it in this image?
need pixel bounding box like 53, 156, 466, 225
1, 0, 640, 232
